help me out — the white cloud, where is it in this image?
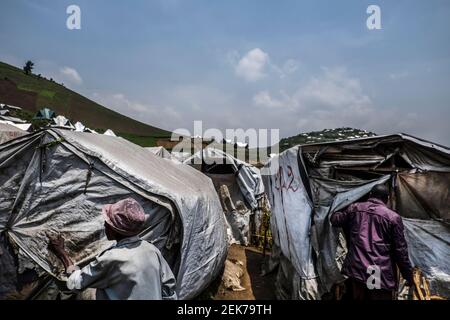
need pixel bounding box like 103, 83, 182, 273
295, 67, 372, 111
235, 48, 269, 82
87, 68, 446, 148
254, 67, 371, 110
251, 67, 409, 135
253, 91, 285, 108
271, 59, 300, 79
59, 66, 83, 85
233, 48, 299, 81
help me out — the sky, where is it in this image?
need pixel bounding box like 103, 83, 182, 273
1, 0, 449, 147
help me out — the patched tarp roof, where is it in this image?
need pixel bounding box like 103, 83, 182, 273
0, 129, 227, 299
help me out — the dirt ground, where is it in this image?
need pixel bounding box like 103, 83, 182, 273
201, 244, 276, 300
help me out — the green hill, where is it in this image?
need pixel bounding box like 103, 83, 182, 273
278, 127, 377, 151
251, 128, 378, 164
0, 61, 171, 146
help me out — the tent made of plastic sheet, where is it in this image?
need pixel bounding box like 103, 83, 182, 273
52, 115, 75, 130
0, 115, 27, 123
183, 147, 265, 245
0, 129, 227, 300
0, 120, 31, 132
33, 108, 56, 120
74, 121, 97, 134
103, 129, 117, 137
263, 133, 450, 299
146, 146, 178, 162
0, 122, 27, 144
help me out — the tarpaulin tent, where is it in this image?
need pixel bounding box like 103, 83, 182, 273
0, 122, 27, 144
33, 108, 56, 120
263, 133, 450, 299
184, 147, 265, 245
146, 146, 176, 161
103, 129, 117, 137
74, 121, 97, 134
8, 123, 32, 132
0, 129, 227, 299
0, 115, 26, 123
52, 115, 75, 130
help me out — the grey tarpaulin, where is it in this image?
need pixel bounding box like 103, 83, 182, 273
263, 133, 450, 299
0, 122, 27, 144
145, 146, 178, 162
184, 147, 265, 245
184, 147, 265, 211
262, 147, 318, 299
403, 218, 450, 297
0, 129, 227, 299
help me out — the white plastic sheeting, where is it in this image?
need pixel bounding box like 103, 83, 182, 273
146, 146, 179, 163
0, 115, 26, 123
74, 121, 97, 134
0, 129, 227, 299
103, 129, 117, 137
74, 121, 85, 132
10, 123, 31, 132
52, 115, 75, 129
0, 122, 27, 144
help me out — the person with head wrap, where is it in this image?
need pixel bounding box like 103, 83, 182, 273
48, 197, 177, 300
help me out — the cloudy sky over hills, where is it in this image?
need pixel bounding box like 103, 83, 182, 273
1, 0, 449, 146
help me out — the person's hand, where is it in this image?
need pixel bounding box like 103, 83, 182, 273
48, 233, 65, 255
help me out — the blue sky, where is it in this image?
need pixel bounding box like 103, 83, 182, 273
1, 0, 449, 146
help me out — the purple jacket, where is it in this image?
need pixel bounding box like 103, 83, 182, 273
330, 198, 413, 290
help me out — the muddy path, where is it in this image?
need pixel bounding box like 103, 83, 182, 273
202, 244, 276, 300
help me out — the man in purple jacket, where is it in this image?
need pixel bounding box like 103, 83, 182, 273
330, 184, 414, 300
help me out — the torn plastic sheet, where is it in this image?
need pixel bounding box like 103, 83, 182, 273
264, 133, 450, 299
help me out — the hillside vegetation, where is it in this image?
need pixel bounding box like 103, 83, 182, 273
278, 127, 377, 151
0, 61, 170, 146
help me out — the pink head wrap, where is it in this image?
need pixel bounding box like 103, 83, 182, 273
102, 198, 146, 236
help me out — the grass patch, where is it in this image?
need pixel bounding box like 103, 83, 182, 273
17, 83, 40, 93
39, 90, 56, 99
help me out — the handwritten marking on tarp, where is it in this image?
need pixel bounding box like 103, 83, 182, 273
275, 165, 300, 192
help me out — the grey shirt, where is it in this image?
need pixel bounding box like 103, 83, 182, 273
67, 236, 177, 300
